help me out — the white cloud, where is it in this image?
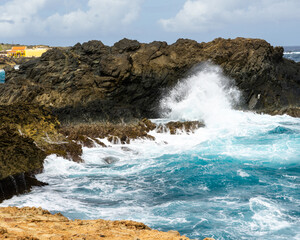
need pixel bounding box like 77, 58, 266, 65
159, 0, 300, 32
46, 0, 142, 36
0, 0, 142, 38
0, 0, 47, 37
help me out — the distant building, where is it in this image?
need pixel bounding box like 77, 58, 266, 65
7, 46, 26, 58
7, 46, 50, 58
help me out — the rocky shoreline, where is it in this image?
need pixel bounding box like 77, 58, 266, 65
0, 37, 299, 238
0, 103, 205, 203
0, 206, 217, 240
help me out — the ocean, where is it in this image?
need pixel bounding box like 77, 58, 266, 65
284, 46, 300, 62
1, 64, 300, 239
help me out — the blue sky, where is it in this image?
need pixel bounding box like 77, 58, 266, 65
0, 0, 299, 47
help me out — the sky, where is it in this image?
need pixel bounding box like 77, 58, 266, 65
0, 0, 299, 47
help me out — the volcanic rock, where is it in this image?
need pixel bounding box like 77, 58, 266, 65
156, 121, 205, 134
60, 118, 156, 145
0, 37, 299, 122
0, 127, 46, 202
0, 103, 82, 201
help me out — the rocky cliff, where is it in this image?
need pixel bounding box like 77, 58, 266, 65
0, 37, 299, 122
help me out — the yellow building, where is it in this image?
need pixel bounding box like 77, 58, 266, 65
7, 46, 50, 58
25, 48, 48, 57
7, 46, 26, 58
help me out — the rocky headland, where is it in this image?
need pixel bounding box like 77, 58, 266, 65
0, 37, 299, 123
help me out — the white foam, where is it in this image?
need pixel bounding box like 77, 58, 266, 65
160, 63, 241, 128
284, 51, 300, 54
237, 169, 250, 177
249, 197, 291, 234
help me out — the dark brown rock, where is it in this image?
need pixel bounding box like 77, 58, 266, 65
0, 103, 82, 201
0, 125, 46, 178
157, 121, 205, 134
60, 118, 157, 145
0, 37, 299, 122
0, 126, 46, 202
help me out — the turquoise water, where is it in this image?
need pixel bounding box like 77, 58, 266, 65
2, 64, 300, 240
0, 70, 5, 83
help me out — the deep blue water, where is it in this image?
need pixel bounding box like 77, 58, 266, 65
1, 65, 300, 240
284, 46, 300, 62
0, 70, 4, 83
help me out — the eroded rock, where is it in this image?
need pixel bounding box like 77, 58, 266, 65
0, 37, 299, 121
156, 121, 205, 134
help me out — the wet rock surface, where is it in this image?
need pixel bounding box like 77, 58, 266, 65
156, 121, 205, 134
0, 104, 79, 201
0, 206, 198, 240
60, 118, 157, 145
0, 37, 299, 121
0, 125, 46, 202
0, 103, 83, 162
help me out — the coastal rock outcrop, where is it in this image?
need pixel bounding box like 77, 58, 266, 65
156, 121, 205, 134
60, 118, 156, 145
0, 102, 204, 201
0, 127, 46, 202
0, 103, 80, 201
0, 206, 198, 240
0, 37, 299, 122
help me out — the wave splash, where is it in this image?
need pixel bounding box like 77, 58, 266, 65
160, 63, 241, 126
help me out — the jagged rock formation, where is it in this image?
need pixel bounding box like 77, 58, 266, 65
0, 104, 79, 202
0, 104, 53, 202
60, 118, 157, 145
156, 121, 205, 134
0, 37, 299, 122
0, 127, 46, 202
0, 206, 199, 240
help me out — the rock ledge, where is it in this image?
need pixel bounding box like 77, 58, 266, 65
0, 206, 213, 240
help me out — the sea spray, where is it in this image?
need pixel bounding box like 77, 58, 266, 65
160, 63, 241, 127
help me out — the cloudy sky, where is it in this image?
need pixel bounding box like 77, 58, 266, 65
0, 0, 299, 46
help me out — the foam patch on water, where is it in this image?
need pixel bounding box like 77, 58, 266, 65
237, 169, 250, 177
249, 197, 292, 234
